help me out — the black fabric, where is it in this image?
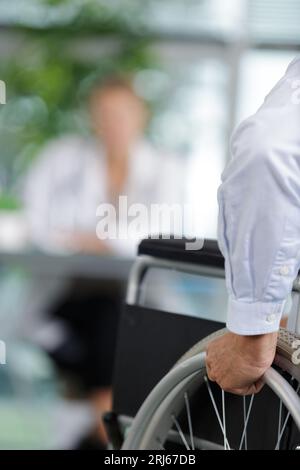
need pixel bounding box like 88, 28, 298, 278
113, 304, 224, 417
138, 237, 224, 268
49, 289, 122, 390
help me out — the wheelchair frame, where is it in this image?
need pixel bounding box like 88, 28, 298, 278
108, 238, 300, 449
126, 250, 300, 335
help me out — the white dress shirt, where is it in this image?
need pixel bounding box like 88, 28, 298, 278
218, 56, 300, 335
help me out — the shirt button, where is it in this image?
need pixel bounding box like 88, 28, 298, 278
279, 266, 290, 276
266, 314, 276, 324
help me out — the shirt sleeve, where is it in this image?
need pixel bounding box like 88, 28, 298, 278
218, 56, 300, 335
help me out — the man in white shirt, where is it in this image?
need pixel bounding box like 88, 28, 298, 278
206, 57, 300, 395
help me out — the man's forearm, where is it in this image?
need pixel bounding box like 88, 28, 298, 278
218, 57, 300, 336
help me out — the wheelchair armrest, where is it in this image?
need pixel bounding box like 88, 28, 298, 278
138, 237, 224, 269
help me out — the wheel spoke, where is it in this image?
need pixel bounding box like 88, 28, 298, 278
184, 392, 195, 451
221, 390, 228, 450
277, 399, 283, 447
171, 414, 190, 450
275, 383, 300, 450
275, 409, 290, 450
239, 395, 254, 450
242, 396, 248, 450
156, 438, 165, 450
204, 376, 231, 450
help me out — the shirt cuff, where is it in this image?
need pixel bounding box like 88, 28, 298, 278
227, 297, 286, 335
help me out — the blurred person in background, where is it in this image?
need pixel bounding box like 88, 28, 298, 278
22, 76, 184, 448
24, 77, 181, 255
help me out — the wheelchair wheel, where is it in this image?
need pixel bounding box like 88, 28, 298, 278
122, 328, 300, 450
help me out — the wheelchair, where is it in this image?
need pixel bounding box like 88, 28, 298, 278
107, 238, 300, 450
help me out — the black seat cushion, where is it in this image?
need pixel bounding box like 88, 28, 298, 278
138, 237, 224, 268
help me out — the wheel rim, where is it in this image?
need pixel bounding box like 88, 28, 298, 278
122, 352, 300, 450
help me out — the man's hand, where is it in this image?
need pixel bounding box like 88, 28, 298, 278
206, 331, 278, 395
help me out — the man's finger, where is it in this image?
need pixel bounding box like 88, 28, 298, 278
224, 379, 265, 396
222, 387, 248, 396
251, 378, 264, 394
205, 363, 216, 382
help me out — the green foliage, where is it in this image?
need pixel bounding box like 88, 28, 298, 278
0, 0, 156, 198
0, 194, 22, 211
